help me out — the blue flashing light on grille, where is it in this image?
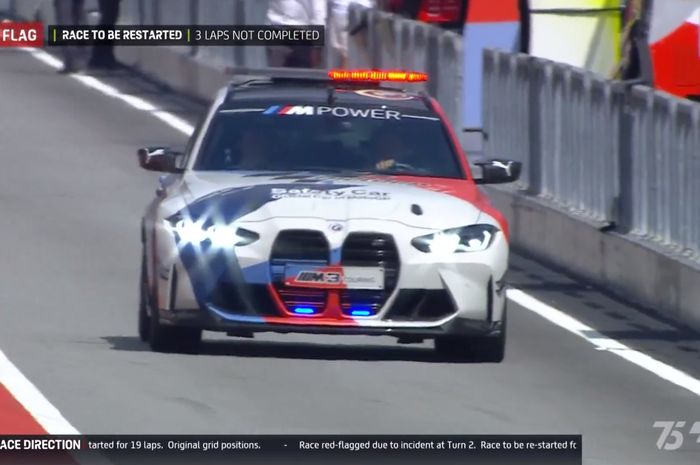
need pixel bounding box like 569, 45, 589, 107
293, 307, 316, 315
350, 308, 373, 317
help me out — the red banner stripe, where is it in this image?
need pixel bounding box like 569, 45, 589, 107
0, 22, 44, 47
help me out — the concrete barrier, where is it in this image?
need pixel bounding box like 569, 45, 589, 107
488, 186, 700, 332
116, 46, 229, 103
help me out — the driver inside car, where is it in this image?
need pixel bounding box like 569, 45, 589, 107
235, 127, 273, 170
369, 129, 415, 171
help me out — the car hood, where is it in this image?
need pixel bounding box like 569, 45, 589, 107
178, 171, 488, 230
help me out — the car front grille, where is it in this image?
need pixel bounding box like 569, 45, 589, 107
340, 232, 399, 315
270, 230, 329, 314
271, 229, 329, 261
268, 230, 401, 317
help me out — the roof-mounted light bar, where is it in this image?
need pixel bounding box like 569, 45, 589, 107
223, 68, 428, 90
328, 69, 429, 83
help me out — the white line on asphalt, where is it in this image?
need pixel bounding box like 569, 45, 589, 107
22, 47, 195, 135
20, 47, 700, 401
507, 289, 700, 397
0, 349, 79, 434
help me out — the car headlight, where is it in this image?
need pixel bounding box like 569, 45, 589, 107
411, 224, 498, 254
167, 217, 259, 248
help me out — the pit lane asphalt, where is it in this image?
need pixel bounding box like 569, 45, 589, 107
0, 49, 698, 465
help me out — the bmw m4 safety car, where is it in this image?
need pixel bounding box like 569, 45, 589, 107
137, 68, 521, 361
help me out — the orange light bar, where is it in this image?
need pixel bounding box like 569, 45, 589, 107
328, 69, 428, 83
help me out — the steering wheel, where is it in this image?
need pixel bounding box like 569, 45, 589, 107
392, 162, 417, 171
377, 160, 431, 175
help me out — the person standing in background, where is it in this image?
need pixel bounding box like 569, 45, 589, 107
54, 0, 85, 73
266, 0, 327, 68
329, 0, 375, 68
89, 0, 122, 69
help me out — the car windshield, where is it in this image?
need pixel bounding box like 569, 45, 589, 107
193, 105, 465, 179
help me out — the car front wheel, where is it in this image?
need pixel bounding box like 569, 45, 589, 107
140, 247, 202, 353
148, 309, 202, 354
138, 250, 150, 342
434, 311, 507, 363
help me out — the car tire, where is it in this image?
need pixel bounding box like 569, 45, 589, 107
138, 250, 151, 342
141, 247, 202, 354
472, 330, 506, 363
148, 309, 202, 354
434, 309, 507, 363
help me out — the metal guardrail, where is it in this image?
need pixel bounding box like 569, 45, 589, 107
626, 87, 700, 257
483, 49, 700, 259
482, 51, 623, 224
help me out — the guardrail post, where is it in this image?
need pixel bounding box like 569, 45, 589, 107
615, 85, 634, 233
527, 55, 542, 195
426, 29, 440, 96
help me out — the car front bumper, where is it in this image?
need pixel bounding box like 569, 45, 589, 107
152, 217, 509, 337
158, 306, 504, 338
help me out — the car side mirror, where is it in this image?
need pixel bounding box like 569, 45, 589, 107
473, 159, 522, 185
137, 147, 184, 173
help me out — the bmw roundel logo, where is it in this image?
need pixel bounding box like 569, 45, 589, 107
330, 223, 343, 232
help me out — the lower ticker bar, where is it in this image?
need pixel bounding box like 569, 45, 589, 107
0, 435, 581, 465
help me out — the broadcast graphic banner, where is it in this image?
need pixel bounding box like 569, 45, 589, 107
0, 435, 582, 465
47, 25, 324, 46
0, 22, 43, 47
